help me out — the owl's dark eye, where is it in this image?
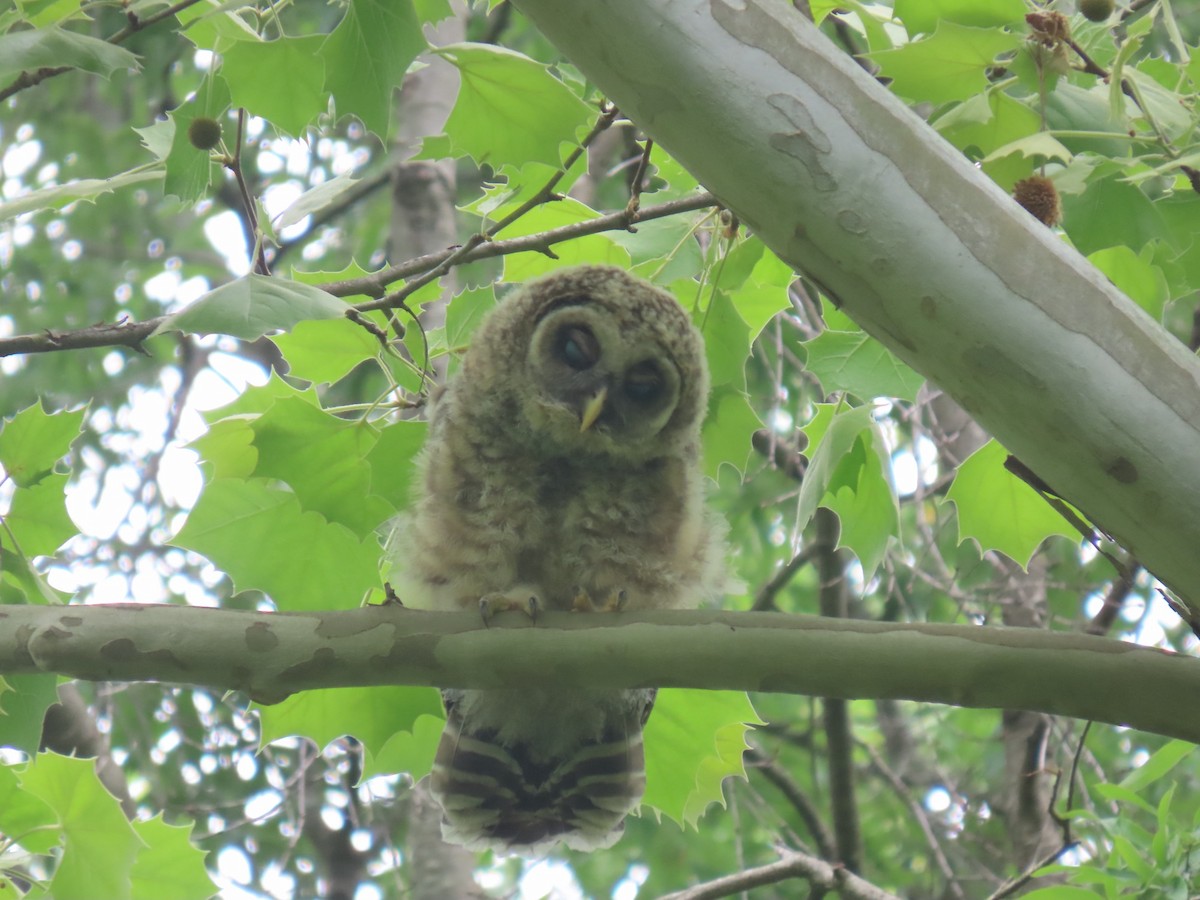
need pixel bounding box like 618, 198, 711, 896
557, 325, 600, 370
623, 361, 664, 404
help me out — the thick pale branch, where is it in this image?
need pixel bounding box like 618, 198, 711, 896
2, 604, 1198, 743
511, 0, 1200, 614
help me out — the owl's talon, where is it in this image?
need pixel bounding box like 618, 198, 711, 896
605, 589, 629, 612
479, 591, 540, 626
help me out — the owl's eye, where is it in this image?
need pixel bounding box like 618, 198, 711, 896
623, 361, 664, 404
557, 326, 600, 370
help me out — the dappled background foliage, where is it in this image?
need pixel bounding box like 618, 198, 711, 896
2, 0, 1200, 897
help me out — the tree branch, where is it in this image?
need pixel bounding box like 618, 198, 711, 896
658, 845, 901, 900
0, 192, 717, 358
510, 0, 1200, 619
3, 605, 1199, 743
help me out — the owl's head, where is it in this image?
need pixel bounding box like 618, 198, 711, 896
468, 266, 709, 460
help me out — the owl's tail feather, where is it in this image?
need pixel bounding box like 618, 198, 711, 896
429, 690, 653, 854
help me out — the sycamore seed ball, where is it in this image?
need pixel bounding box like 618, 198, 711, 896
1079, 0, 1114, 22
187, 117, 223, 151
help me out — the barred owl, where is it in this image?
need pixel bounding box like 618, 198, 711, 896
390, 265, 727, 853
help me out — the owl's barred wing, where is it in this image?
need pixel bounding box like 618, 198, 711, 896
430, 688, 655, 853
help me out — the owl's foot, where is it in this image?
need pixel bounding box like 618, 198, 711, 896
479, 591, 540, 626
571, 588, 629, 612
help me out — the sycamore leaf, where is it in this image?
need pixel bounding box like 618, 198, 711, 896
158, 274, 348, 340
0, 167, 162, 222
163, 75, 230, 204
643, 690, 760, 827
698, 289, 750, 392
0, 401, 85, 487
259, 686, 443, 779
796, 404, 875, 537
702, 388, 760, 480
320, 0, 425, 137
871, 23, 1021, 105
894, 0, 1026, 36
824, 433, 900, 581
171, 479, 380, 610
19, 754, 141, 900
370, 713, 444, 782
1, 474, 76, 559
0, 25, 140, 82
944, 439, 1077, 568
272, 171, 360, 229
1088, 245, 1169, 321
436, 42, 592, 169
0, 762, 59, 854
129, 815, 218, 900
272, 316, 381, 385
0, 674, 59, 756
250, 397, 394, 538
221, 34, 327, 136
803, 329, 924, 402
362, 421, 427, 510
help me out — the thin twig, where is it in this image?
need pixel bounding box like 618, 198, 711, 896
377, 103, 622, 310
0, 0, 207, 102
0, 192, 719, 358
658, 845, 902, 900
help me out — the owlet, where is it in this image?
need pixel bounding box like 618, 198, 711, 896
390, 265, 728, 853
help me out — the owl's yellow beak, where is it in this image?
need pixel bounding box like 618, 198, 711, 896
579, 386, 608, 433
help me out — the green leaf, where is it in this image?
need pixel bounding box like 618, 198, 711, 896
362, 421, 427, 510
1119, 740, 1194, 793
171, 479, 381, 610
19, 753, 141, 900
937, 90, 1044, 188
444, 285, 497, 354
0, 166, 162, 222
2, 474, 77, 558
370, 712, 444, 781
259, 686, 443, 779
796, 404, 874, 537
436, 42, 592, 169
321, 0, 425, 137
0, 674, 59, 755
944, 439, 1077, 567
702, 388, 760, 480
188, 415, 257, 480
495, 198, 631, 278
272, 172, 360, 230
824, 433, 900, 580
1087, 245, 1169, 321
894, 0, 1027, 36
0, 762, 59, 854
163, 75, 230, 204
272, 315, 381, 385
870, 23, 1022, 105
0, 400, 85, 487
221, 34, 327, 136
1061, 171, 1170, 256
642, 690, 760, 827
0, 25, 140, 82
129, 815, 217, 900
803, 329, 924, 402
159, 274, 348, 340
699, 290, 749, 391
250, 397, 394, 538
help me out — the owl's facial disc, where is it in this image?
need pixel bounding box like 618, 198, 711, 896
528, 305, 683, 452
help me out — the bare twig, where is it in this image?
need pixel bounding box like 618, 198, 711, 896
0, 192, 719, 358
658, 845, 902, 900
0, 0, 207, 102
745, 746, 836, 859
